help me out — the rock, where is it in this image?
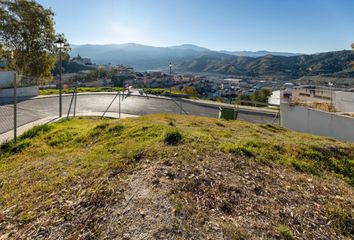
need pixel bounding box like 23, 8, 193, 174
122, 233, 131, 240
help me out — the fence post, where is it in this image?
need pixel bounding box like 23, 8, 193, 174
13, 72, 17, 143
73, 86, 77, 117
119, 91, 121, 119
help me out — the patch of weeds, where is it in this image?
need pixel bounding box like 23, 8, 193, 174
244, 140, 264, 148
291, 160, 318, 175
108, 124, 124, 137
90, 123, 109, 137
17, 211, 36, 224
220, 143, 255, 157
47, 131, 74, 147
301, 149, 324, 161
215, 122, 225, 127
325, 203, 354, 235
0, 139, 31, 158
260, 124, 287, 133
277, 224, 294, 240
222, 223, 250, 240
19, 124, 52, 140
164, 129, 183, 145
168, 120, 175, 126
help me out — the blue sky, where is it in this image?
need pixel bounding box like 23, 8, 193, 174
37, 0, 354, 53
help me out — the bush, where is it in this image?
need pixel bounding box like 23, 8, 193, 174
277, 224, 294, 240
164, 129, 182, 145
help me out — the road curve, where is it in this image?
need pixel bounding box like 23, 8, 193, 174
0, 94, 278, 134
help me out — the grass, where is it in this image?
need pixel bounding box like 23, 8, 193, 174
277, 224, 294, 240
39, 87, 126, 95
0, 114, 353, 238
143, 88, 186, 96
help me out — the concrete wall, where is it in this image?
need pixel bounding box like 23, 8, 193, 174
281, 103, 354, 142
334, 91, 354, 112
0, 71, 16, 88
268, 90, 280, 106
0, 86, 39, 98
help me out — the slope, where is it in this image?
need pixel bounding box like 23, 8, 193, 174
0, 115, 353, 239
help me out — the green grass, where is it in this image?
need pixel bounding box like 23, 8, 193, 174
277, 224, 294, 240
39, 87, 126, 95
143, 88, 186, 96
0, 114, 353, 238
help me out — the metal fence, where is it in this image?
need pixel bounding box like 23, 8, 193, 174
1, 77, 280, 144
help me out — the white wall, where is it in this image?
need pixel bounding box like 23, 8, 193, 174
281, 103, 354, 142
0, 71, 16, 88
0, 86, 39, 98
268, 90, 280, 106
334, 91, 354, 112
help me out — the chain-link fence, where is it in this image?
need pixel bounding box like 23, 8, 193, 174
1, 76, 280, 144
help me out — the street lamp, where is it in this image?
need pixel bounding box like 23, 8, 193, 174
169, 62, 172, 94
54, 37, 65, 117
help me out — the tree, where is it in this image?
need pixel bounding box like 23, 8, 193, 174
182, 86, 199, 96
0, 0, 64, 81
251, 88, 272, 103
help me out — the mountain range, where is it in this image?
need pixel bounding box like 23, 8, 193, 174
70, 43, 354, 80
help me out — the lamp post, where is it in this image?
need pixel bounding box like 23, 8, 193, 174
328, 81, 334, 110
54, 37, 64, 117
10, 51, 17, 143
169, 62, 172, 94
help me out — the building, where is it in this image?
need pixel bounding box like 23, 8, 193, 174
290, 85, 354, 112
268, 90, 281, 106
292, 85, 334, 103
73, 58, 93, 66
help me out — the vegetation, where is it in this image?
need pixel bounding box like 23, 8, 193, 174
39, 87, 126, 95
144, 87, 198, 97
0, 115, 353, 239
237, 88, 272, 106
144, 88, 185, 95
0, 0, 67, 81
176, 50, 354, 80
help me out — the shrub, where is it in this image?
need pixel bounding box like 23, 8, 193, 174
277, 224, 294, 240
220, 143, 255, 157
164, 129, 182, 145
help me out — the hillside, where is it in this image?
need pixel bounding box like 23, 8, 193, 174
70, 43, 354, 80
70, 43, 222, 70
174, 50, 354, 80
0, 115, 353, 239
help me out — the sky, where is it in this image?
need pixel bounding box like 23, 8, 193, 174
37, 0, 354, 53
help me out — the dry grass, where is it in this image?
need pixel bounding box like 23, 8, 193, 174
0, 114, 353, 239
291, 101, 336, 112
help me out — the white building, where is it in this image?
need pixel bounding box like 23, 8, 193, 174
268, 90, 281, 106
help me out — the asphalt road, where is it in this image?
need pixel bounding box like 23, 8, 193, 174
0, 94, 278, 134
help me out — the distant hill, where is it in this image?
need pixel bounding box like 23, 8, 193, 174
70, 43, 354, 80
219, 50, 302, 57
70, 43, 221, 70
174, 50, 354, 80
